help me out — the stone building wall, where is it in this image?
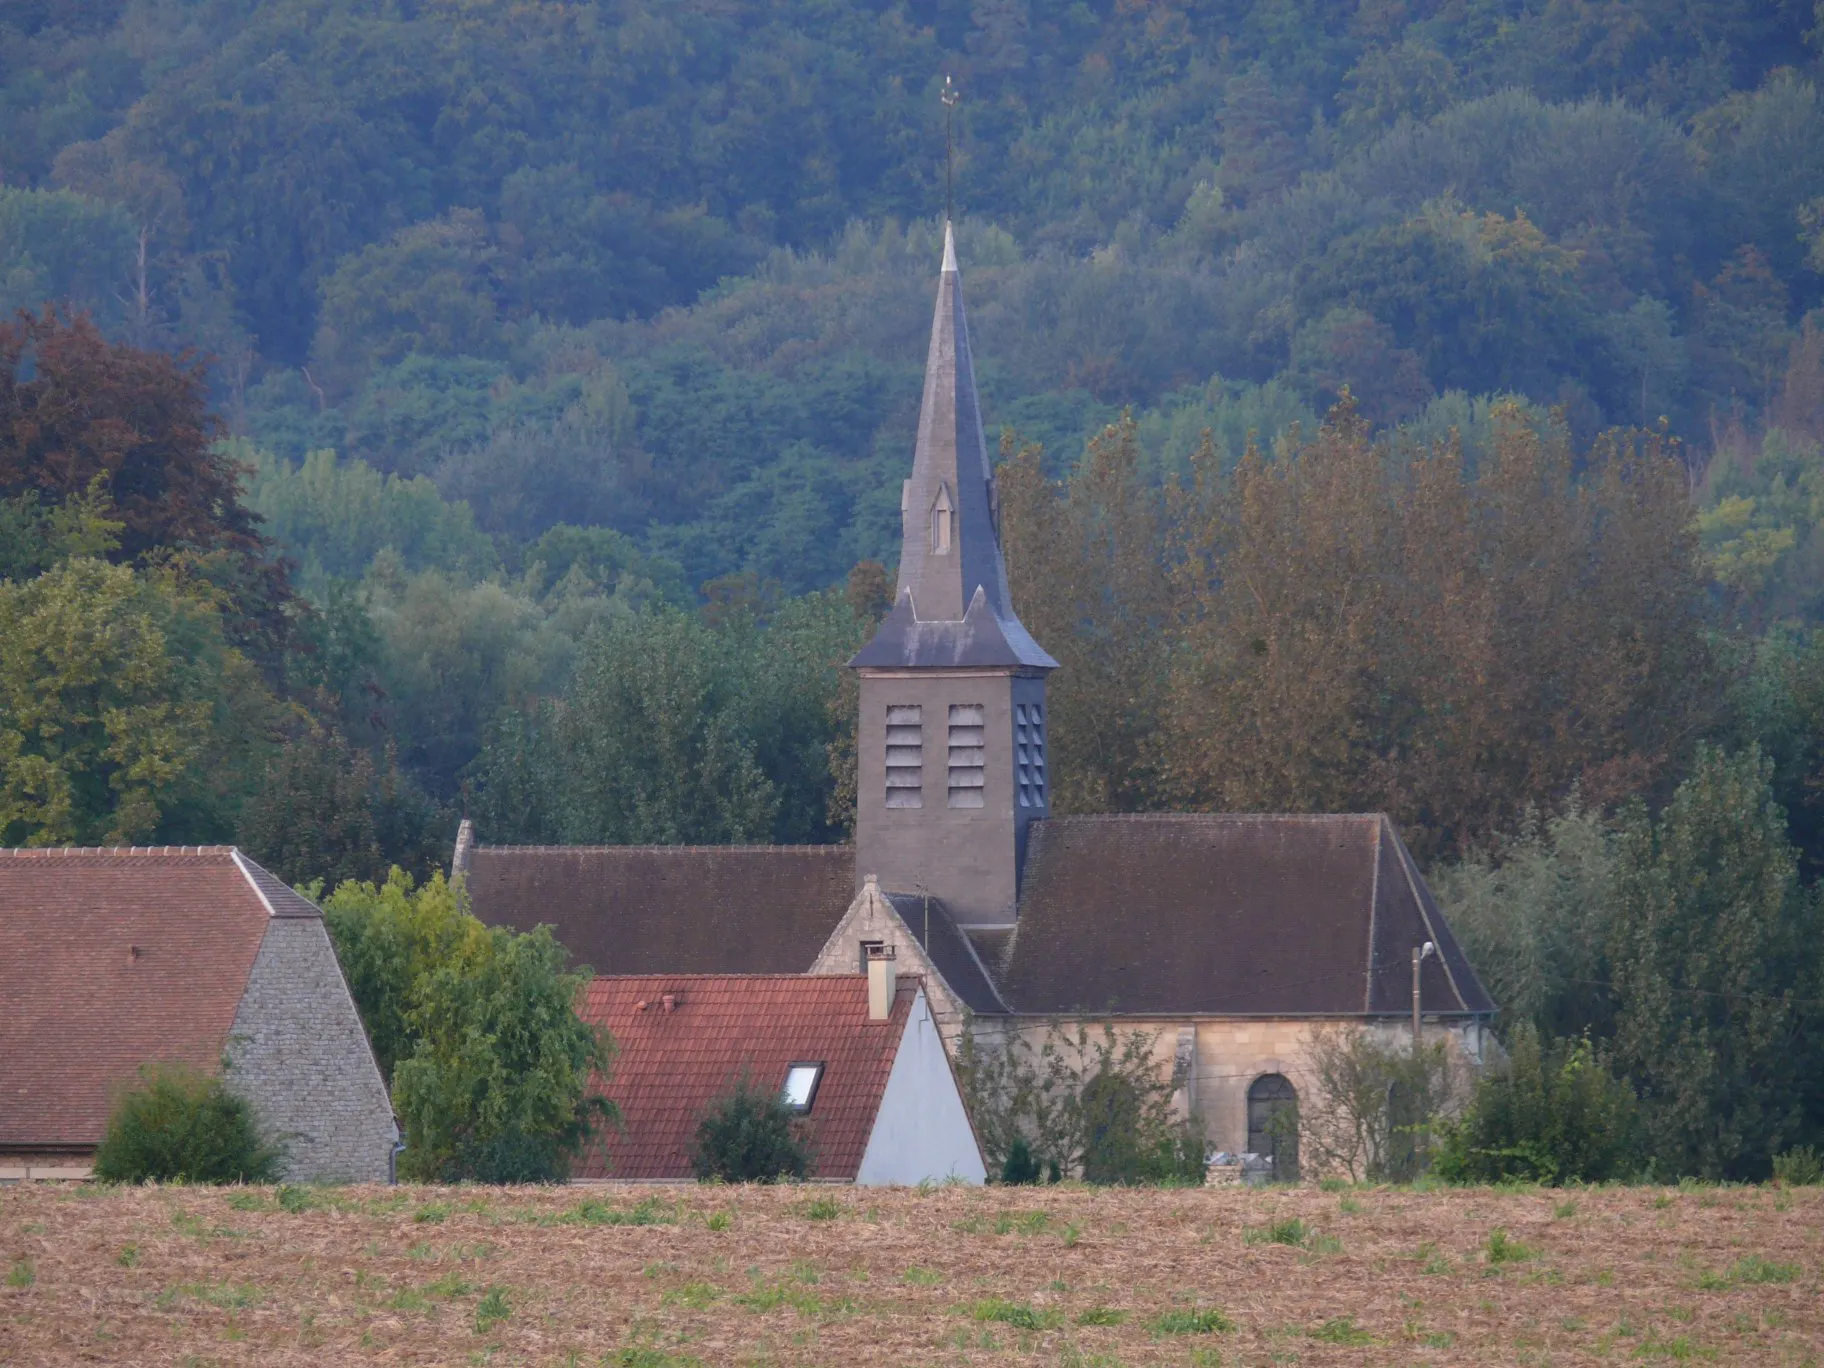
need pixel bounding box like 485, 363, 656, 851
963, 1014, 1490, 1174
225, 917, 396, 1182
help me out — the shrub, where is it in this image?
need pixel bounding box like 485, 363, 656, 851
1000, 1136, 1042, 1185
91, 1064, 283, 1185
1433, 1024, 1639, 1185
958, 1021, 1202, 1184
1772, 1145, 1822, 1186
690, 1075, 811, 1182
1302, 1025, 1459, 1182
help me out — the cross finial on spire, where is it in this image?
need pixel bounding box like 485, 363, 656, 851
941, 75, 959, 226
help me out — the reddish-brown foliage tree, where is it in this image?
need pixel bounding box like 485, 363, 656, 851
0, 308, 256, 560
1001, 398, 1717, 859
0, 309, 293, 662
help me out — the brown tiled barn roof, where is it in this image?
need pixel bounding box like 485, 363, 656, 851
998, 814, 1492, 1017
0, 847, 305, 1151
463, 844, 854, 975
573, 974, 914, 1181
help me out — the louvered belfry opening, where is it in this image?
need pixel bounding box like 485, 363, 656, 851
885, 705, 923, 808
947, 704, 986, 808
1016, 702, 1046, 809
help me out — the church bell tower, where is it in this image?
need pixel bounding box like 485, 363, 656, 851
849, 224, 1058, 937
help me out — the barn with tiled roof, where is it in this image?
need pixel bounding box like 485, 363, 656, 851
0, 847, 396, 1183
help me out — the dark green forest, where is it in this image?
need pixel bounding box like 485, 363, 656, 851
7, 0, 1824, 1176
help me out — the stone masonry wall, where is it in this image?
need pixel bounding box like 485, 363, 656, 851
967, 1014, 1488, 1173
225, 917, 396, 1182
808, 881, 973, 1045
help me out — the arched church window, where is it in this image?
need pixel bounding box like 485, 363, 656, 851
1247, 1074, 1299, 1182
931, 484, 954, 555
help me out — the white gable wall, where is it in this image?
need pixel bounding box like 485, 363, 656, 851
855, 987, 986, 1185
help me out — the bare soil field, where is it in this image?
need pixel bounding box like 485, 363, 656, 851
1, 1181, 1819, 1366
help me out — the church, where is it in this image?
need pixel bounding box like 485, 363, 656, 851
457, 224, 1494, 1171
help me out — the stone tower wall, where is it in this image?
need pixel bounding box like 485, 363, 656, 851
855, 667, 1048, 927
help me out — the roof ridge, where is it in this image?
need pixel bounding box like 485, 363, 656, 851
0, 845, 240, 857
475, 843, 855, 855
230, 849, 279, 919
1039, 812, 1386, 824
589, 972, 872, 982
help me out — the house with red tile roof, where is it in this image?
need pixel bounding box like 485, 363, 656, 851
574, 967, 984, 1185
0, 847, 396, 1183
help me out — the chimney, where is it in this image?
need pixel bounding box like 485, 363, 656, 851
866, 943, 897, 1021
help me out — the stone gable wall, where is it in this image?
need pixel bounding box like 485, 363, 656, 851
225, 918, 396, 1182
809, 884, 971, 1045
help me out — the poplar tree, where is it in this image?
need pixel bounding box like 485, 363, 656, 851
1608, 746, 1824, 1179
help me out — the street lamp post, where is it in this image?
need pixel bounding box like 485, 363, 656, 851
1412, 940, 1435, 1056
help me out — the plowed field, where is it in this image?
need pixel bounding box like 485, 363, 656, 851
2, 1181, 1820, 1365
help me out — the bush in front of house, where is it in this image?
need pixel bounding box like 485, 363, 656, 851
960, 1022, 1204, 1185
91, 1064, 283, 1184
1000, 1136, 1043, 1184
1433, 1024, 1640, 1185
691, 1075, 811, 1182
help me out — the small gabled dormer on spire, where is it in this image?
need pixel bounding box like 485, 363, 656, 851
851, 223, 1056, 671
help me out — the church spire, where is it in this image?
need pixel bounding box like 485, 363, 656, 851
850, 224, 1056, 670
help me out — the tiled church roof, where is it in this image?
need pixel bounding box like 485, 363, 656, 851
881, 890, 1009, 1015
464, 844, 854, 975
998, 814, 1493, 1017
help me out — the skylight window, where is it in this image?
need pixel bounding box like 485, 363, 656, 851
782, 1062, 824, 1114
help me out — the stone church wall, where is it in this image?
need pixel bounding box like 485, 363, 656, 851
957, 1013, 1490, 1175
808, 881, 974, 1043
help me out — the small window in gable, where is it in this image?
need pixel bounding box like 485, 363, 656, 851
782, 1062, 824, 1114
885, 705, 922, 808
931, 484, 954, 555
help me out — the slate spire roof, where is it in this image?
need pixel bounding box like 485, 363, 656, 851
850, 222, 1057, 671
